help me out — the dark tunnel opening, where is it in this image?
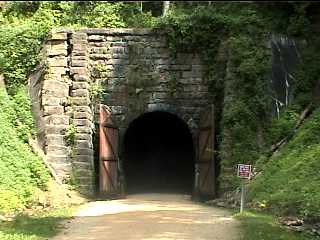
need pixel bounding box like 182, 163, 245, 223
123, 111, 194, 194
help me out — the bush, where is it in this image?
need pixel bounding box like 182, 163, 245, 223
0, 89, 49, 214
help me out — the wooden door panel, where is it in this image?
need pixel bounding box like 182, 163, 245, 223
99, 104, 120, 196
195, 104, 216, 197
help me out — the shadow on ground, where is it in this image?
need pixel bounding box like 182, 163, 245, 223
0, 211, 73, 239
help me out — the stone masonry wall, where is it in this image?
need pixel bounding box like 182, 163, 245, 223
35, 28, 209, 195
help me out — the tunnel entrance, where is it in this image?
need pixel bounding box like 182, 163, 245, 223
123, 111, 194, 194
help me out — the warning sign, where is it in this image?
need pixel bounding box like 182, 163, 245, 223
237, 164, 252, 179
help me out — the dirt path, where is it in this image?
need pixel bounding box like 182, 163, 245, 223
52, 193, 240, 240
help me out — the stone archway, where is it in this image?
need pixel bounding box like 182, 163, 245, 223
122, 111, 194, 194
31, 28, 210, 195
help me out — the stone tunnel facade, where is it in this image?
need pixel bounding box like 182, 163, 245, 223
29, 28, 210, 195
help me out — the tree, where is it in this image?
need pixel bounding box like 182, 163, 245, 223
163, 1, 170, 17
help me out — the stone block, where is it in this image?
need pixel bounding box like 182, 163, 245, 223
44, 115, 70, 125
47, 41, 68, 56
74, 119, 92, 128
88, 35, 105, 41
74, 148, 94, 156
170, 65, 191, 71
48, 32, 68, 41
106, 36, 122, 42
123, 36, 140, 41
42, 97, 67, 106
89, 42, 108, 47
112, 53, 129, 59
71, 89, 89, 97
182, 71, 192, 78
153, 92, 168, 99
69, 97, 91, 106
70, 67, 87, 75
158, 48, 170, 56
183, 85, 208, 92
43, 106, 64, 115
43, 81, 69, 98
45, 125, 67, 135
107, 77, 124, 85
156, 65, 169, 72
70, 39, 87, 45
152, 41, 168, 48
73, 74, 89, 82
111, 106, 125, 115
47, 155, 69, 164
49, 162, 72, 173
73, 154, 94, 163
76, 126, 93, 134
72, 44, 87, 52
148, 84, 169, 92
47, 57, 68, 67
111, 47, 128, 54
72, 55, 87, 61
72, 161, 93, 169
75, 140, 93, 149
73, 106, 92, 113
46, 134, 66, 146
72, 32, 87, 41
111, 42, 129, 48
90, 54, 111, 60
45, 145, 69, 155
107, 84, 127, 92
71, 59, 86, 67
147, 103, 172, 112
72, 50, 87, 56
155, 59, 170, 65
75, 134, 92, 141
74, 112, 93, 120
90, 47, 110, 54
191, 65, 203, 78
47, 66, 66, 75
179, 77, 202, 84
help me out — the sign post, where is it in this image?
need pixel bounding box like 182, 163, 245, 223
237, 164, 252, 213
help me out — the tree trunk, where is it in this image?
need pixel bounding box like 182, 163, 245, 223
163, 1, 170, 17
0, 74, 5, 90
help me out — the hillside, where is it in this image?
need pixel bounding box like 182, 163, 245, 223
0, 86, 49, 213
248, 107, 320, 221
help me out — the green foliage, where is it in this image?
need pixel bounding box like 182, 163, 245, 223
89, 82, 106, 102
219, 35, 271, 168
0, 89, 49, 214
11, 87, 36, 141
248, 108, 320, 219
292, 39, 320, 108
267, 109, 300, 145
64, 123, 76, 147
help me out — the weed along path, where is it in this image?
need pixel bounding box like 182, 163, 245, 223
51, 193, 240, 240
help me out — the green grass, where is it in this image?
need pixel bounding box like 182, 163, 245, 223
248, 108, 320, 219
235, 211, 316, 240
0, 207, 76, 240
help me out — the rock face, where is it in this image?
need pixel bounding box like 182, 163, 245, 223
31, 28, 209, 195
